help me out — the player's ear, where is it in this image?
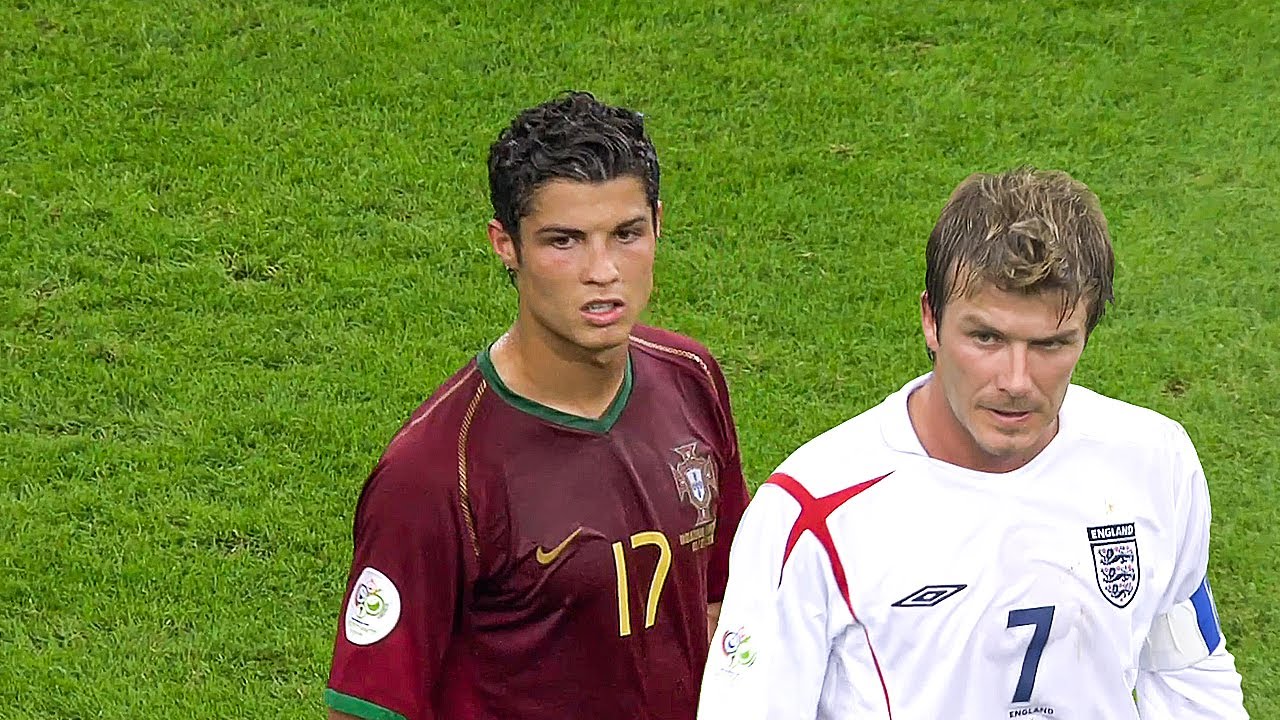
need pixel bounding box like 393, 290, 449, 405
654, 200, 663, 239
488, 219, 520, 269
921, 291, 940, 354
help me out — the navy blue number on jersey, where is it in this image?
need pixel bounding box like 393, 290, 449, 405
1007, 606, 1056, 703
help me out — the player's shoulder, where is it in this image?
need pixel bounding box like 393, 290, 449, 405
350, 359, 488, 531
1064, 384, 1194, 452
628, 324, 724, 385
376, 358, 486, 481
770, 395, 901, 498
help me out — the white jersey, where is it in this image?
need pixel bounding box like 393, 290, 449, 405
699, 375, 1246, 720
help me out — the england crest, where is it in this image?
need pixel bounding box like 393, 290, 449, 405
1088, 523, 1141, 608
671, 442, 718, 526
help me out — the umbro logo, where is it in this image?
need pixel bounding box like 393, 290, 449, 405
891, 584, 967, 608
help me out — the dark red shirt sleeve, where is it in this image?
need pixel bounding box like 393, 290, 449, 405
703, 351, 750, 604
327, 442, 471, 720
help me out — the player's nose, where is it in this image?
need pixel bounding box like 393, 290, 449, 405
582, 237, 621, 285
997, 344, 1035, 398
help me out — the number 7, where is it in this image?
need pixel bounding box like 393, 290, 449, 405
1007, 605, 1055, 703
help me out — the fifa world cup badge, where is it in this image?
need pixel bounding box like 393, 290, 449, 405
718, 626, 757, 674
344, 567, 402, 645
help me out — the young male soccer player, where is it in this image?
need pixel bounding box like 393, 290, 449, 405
698, 168, 1247, 719
325, 92, 750, 720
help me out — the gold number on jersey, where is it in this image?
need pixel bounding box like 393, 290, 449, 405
612, 541, 632, 636
611, 530, 673, 637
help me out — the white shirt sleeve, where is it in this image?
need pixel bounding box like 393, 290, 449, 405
696, 483, 843, 720
1137, 645, 1247, 719
1135, 424, 1247, 718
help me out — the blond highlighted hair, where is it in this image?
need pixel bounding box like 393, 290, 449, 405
925, 167, 1115, 343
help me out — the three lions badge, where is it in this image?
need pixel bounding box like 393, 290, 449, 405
1088, 523, 1140, 608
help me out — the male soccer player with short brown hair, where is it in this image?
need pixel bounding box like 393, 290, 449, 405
699, 168, 1246, 719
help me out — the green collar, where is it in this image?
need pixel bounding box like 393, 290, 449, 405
475, 345, 633, 433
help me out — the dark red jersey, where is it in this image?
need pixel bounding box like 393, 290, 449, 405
326, 325, 750, 720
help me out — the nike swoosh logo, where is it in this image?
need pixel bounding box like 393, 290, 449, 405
535, 527, 584, 565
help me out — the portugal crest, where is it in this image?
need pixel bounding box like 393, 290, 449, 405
671, 442, 718, 526
1088, 523, 1140, 608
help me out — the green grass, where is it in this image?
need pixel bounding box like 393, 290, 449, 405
3, 1, 1278, 716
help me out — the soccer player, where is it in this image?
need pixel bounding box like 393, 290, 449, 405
698, 168, 1248, 719
325, 92, 750, 720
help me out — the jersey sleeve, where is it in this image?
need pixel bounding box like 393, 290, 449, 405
1135, 424, 1246, 718
326, 447, 472, 720
704, 351, 750, 603
697, 483, 836, 720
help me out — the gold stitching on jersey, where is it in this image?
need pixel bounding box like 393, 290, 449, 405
628, 335, 719, 402
457, 379, 487, 559
392, 365, 479, 445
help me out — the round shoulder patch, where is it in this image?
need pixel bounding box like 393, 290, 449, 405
344, 567, 402, 646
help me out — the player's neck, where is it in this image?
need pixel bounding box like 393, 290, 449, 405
489, 325, 629, 421
907, 379, 1056, 474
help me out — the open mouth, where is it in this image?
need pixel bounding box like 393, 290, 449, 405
581, 300, 626, 326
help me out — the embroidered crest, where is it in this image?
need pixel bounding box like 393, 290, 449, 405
1088, 523, 1140, 608
670, 441, 717, 526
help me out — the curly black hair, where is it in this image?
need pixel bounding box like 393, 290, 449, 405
487, 91, 660, 247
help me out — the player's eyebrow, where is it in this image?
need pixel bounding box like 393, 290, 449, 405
957, 314, 1081, 343
955, 313, 998, 331
534, 215, 650, 238
534, 224, 586, 238
1040, 327, 1082, 342
613, 215, 649, 232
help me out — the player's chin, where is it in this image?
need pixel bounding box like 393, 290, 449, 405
980, 425, 1047, 458
574, 322, 635, 352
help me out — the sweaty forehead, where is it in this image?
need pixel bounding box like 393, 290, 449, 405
947, 283, 1087, 334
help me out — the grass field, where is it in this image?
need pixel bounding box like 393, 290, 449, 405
3, 1, 1278, 717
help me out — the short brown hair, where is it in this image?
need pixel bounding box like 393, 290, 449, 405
925, 166, 1115, 342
